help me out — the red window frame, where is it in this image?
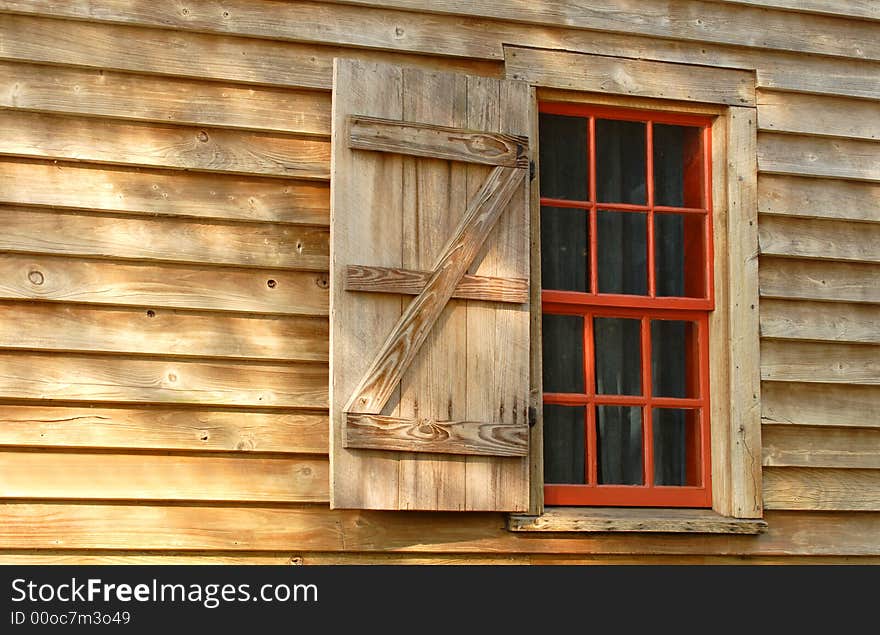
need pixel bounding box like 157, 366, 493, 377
539, 102, 714, 508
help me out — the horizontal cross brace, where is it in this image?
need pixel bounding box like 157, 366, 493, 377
345, 265, 528, 304
348, 115, 529, 168
345, 413, 528, 457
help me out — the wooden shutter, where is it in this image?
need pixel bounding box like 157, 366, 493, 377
330, 59, 531, 511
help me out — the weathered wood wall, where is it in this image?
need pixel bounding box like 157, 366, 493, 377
0, 0, 877, 563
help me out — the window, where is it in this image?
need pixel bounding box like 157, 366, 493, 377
539, 103, 714, 507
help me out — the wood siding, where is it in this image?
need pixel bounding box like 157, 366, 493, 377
0, 0, 877, 563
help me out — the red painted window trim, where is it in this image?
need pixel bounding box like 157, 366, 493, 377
539, 102, 714, 508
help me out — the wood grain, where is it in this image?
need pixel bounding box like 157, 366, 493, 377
345, 413, 528, 456
0, 405, 328, 453
763, 426, 880, 470
757, 90, 880, 141
759, 215, 880, 264
758, 133, 880, 182
760, 258, 880, 304
344, 265, 527, 303
343, 166, 524, 415
0, 301, 328, 362
0, 253, 329, 316
0, 60, 331, 136
764, 468, 880, 511
348, 115, 528, 167
0, 206, 329, 271
508, 508, 766, 534
505, 46, 755, 106
0, 110, 330, 179
762, 382, 880, 428
0, 159, 330, 225
0, 351, 327, 408
758, 174, 880, 223
762, 340, 880, 385
709, 0, 880, 21
0, 451, 329, 502
760, 299, 880, 345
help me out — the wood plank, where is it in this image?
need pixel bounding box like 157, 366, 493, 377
345, 413, 527, 456
759, 174, 880, 223
763, 426, 880, 469
344, 265, 528, 303
758, 133, 880, 182
0, 551, 302, 565
505, 47, 755, 106
348, 115, 528, 167
298, 553, 530, 564
764, 468, 880, 511
710, 0, 880, 21
723, 107, 763, 518
0, 301, 328, 362
761, 340, 880, 385
0, 159, 330, 225
0, 110, 330, 179
0, 206, 329, 271
344, 166, 524, 415
762, 382, 880, 428
0, 405, 328, 454
760, 298, 880, 345
0, 351, 327, 408
508, 508, 766, 534
0, 60, 331, 136
760, 258, 880, 304
757, 91, 880, 142
0, 13, 500, 91
0, 253, 329, 316
1, 504, 880, 555
0, 451, 329, 503
528, 85, 544, 516
759, 216, 880, 263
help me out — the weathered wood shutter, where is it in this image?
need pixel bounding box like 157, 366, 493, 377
330, 59, 531, 511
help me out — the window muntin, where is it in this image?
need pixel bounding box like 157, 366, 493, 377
539, 102, 714, 508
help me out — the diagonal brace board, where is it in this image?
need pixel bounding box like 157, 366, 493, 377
344, 165, 525, 417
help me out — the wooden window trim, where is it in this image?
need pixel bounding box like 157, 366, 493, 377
513, 47, 762, 531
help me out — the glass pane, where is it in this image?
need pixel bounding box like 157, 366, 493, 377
597, 405, 643, 485
596, 119, 647, 204
653, 124, 704, 208
538, 113, 589, 201
540, 206, 589, 292
651, 320, 698, 398
594, 317, 642, 395
653, 408, 701, 486
542, 314, 585, 393
597, 210, 647, 295
655, 213, 706, 298
543, 405, 586, 484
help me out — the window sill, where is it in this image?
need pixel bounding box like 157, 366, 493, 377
507, 507, 767, 534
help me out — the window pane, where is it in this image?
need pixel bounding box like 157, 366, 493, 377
651, 320, 698, 398
653, 124, 704, 208
594, 317, 642, 395
540, 206, 589, 292
655, 213, 706, 298
538, 113, 589, 201
543, 405, 586, 484
653, 408, 701, 486
542, 314, 585, 393
597, 210, 647, 295
597, 405, 643, 485
596, 119, 647, 204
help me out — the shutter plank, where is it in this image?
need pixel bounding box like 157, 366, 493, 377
344, 265, 528, 303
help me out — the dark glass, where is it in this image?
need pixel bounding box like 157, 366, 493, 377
538, 113, 589, 201
542, 314, 585, 393
594, 317, 642, 396
540, 206, 589, 292
653, 124, 704, 208
653, 408, 700, 486
596, 119, 647, 204
655, 213, 706, 298
651, 320, 697, 399
597, 210, 647, 295
597, 405, 643, 485
543, 405, 586, 484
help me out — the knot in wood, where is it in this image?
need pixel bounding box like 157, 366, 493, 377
415, 420, 449, 441
27, 270, 44, 285
464, 134, 507, 158
197, 130, 209, 142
